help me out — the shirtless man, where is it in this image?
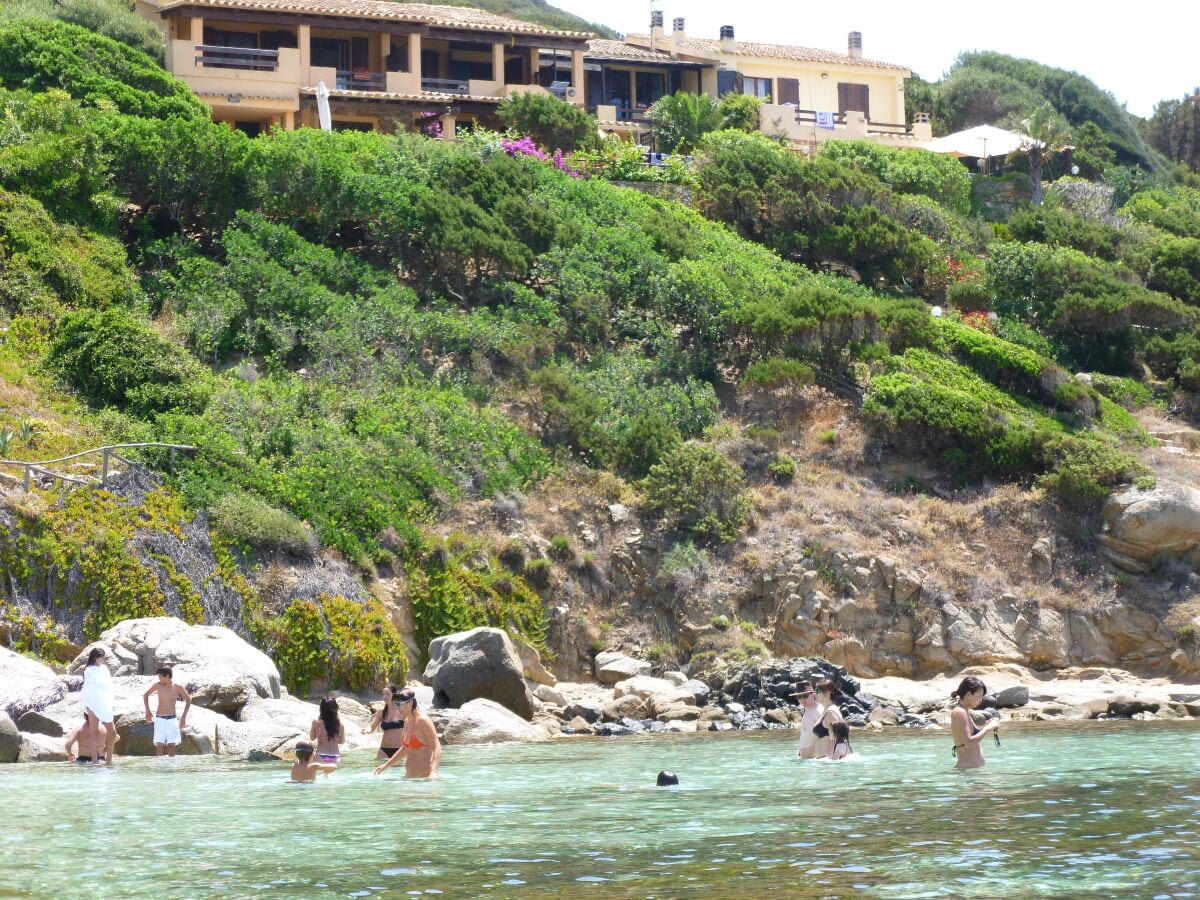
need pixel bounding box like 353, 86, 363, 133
143, 666, 192, 757
65, 715, 114, 763
791, 681, 825, 759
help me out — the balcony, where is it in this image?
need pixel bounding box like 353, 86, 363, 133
195, 44, 280, 72
421, 77, 469, 95
336, 69, 387, 92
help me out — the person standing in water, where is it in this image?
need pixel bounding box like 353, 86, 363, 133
829, 721, 857, 761
310, 697, 345, 766
65, 715, 114, 763
792, 681, 825, 759
373, 688, 441, 779
362, 685, 406, 760
143, 666, 192, 757
951, 676, 1000, 771
81, 647, 116, 766
811, 679, 845, 759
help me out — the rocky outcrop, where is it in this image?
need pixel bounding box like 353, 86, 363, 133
425, 627, 535, 719
594, 651, 651, 685
0, 648, 73, 721
70, 617, 282, 715
1100, 482, 1200, 572
437, 698, 550, 744
0, 712, 20, 763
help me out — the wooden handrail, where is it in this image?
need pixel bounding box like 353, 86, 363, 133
0, 443, 197, 491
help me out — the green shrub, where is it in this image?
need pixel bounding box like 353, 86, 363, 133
497, 92, 600, 153
209, 492, 319, 558
0, 19, 204, 119
2, 0, 165, 61
768, 452, 797, 481
47, 308, 211, 417
817, 140, 973, 215
641, 442, 749, 543
660, 540, 710, 584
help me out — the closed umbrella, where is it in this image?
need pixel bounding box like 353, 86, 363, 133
316, 80, 332, 131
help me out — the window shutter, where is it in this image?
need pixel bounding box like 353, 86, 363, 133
717, 70, 742, 97
776, 78, 800, 105
837, 83, 870, 117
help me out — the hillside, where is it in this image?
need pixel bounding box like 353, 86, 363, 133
3, 21, 1200, 691
390, 0, 616, 37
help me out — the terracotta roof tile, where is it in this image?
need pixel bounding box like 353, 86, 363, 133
158, 0, 592, 38
626, 33, 908, 71
585, 38, 677, 63
300, 85, 500, 101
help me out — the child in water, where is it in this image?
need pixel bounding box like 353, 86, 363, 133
829, 721, 857, 761
289, 741, 338, 783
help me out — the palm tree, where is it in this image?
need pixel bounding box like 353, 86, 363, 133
1005, 103, 1072, 206
647, 92, 723, 154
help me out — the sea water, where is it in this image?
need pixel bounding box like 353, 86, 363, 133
6, 720, 1200, 898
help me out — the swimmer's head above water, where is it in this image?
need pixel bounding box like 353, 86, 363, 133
656, 770, 679, 787
294, 741, 315, 762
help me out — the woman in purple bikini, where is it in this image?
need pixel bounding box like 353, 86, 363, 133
309, 697, 345, 767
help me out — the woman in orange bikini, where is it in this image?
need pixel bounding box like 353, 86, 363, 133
372, 688, 441, 779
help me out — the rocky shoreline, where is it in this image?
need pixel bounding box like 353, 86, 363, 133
4, 618, 1200, 765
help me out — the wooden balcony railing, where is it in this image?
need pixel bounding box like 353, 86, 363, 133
336, 69, 387, 91
195, 44, 280, 71
421, 76, 469, 95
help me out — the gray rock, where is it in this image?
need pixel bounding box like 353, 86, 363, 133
868, 706, 900, 726
1108, 696, 1160, 717
246, 749, 285, 762
561, 716, 595, 735
533, 684, 567, 707
662, 671, 688, 686
708, 721, 734, 732
424, 627, 535, 720
563, 699, 603, 724
511, 634, 556, 686
440, 698, 549, 744
680, 679, 710, 705
0, 712, 20, 763
18, 730, 67, 762
613, 675, 676, 700
0, 648, 66, 721
594, 652, 651, 685
994, 685, 1030, 708
70, 617, 281, 716
602, 694, 647, 722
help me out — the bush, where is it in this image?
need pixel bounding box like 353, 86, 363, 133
47, 308, 211, 417
209, 492, 319, 558
497, 93, 600, 153
1, 0, 164, 62
817, 140, 972, 215
641, 442, 749, 543
0, 20, 204, 120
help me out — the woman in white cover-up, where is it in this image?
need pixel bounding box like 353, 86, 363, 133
81, 646, 116, 765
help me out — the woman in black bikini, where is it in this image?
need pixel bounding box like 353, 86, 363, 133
362, 684, 406, 760
950, 676, 1000, 770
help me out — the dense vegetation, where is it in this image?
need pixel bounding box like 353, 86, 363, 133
3, 21, 1200, 684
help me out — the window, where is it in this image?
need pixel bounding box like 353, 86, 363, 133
743, 76, 772, 100
716, 70, 742, 97
837, 83, 870, 117
635, 71, 666, 108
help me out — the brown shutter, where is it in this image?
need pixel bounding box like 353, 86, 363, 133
777, 78, 800, 105
837, 83, 870, 117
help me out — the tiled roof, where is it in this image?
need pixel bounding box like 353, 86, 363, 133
626, 33, 908, 71
585, 38, 677, 63
157, 0, 592, 38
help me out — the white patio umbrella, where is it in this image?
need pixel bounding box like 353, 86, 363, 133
925, 124, 1032, 159
316, 80, 332, 131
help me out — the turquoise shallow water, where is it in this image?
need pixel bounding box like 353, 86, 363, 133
5, 720, 1200, 898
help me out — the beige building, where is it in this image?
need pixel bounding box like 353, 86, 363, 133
135, 0, 592, 135
623, 16, 931, 150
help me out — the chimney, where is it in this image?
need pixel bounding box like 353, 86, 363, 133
673, 17, 685, 37
848, 31, 862, 59
719, 25, 735, 54
650, 10, 664, 46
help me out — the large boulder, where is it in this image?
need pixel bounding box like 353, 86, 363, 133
438, 698, 550, 744
424, 627, 535, 720
594, 652, 651, 685
612, 675, 677, 700
19, 730, 67, 762
70, 617, 281, 715
0, 647, 71, 721
0, 711, 20, 763
511, 634, 556, 686
1100, 483, 1200, 572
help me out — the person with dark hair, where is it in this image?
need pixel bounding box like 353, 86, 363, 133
81, 646, 116, 766
951, 676, 999, 770
143, 665, 192, 757
656, 770, 679, 787
362, 684, 406, 760
65, 715, 115, 763
372, 688, 441, 779
812, 679, 845, 759
310, 697, 345, 766
830, 721, 857, 761
289, 741, 338, 783
791, 681, 824, 759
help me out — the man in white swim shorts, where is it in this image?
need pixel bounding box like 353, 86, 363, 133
143, 666, 192, 757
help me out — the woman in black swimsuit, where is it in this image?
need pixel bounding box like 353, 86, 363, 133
950, 676, 999, 770
363, 684, 406, 760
